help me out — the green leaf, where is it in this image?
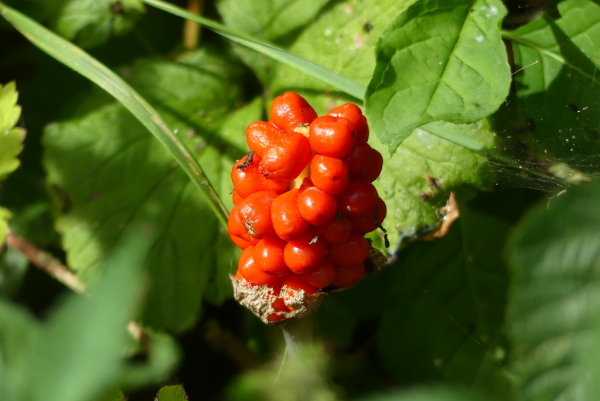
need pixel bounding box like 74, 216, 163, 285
0, 300, 41, 400
356, 386, 491, 401
0, 3, 229, 227
215, 0, 328, 84
52, 0, 145, 48
268, 0, 415, 105
505, 180, 600, 401
373, 120, 494, 246
29, 229, 152, 401
0, 81, 25, 246
44, 48, 246, 331
140, 0, 365, 100
156, 385, 188, 401
504, 0, 600, 175
378, 194, 511, 394
365, 0, 511, 152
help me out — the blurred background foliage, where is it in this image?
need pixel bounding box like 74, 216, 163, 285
2, 0, 600, 400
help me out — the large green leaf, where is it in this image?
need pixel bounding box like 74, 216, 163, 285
50, 0, 144, 48
365, 0, 511, 153
378, 194, 512, 395
0, 81, 25, 246
268, 0, 415, 105
216, 0, 329, 84
506, 180, 600, 401
372, 120, 494, 246
44, 48, 248, 331
505, 0, 600, 175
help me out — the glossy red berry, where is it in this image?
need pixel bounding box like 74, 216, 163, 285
343, 140, 371, 176
352, 197, 387, 233
237, 246, 283, 287
338, 179, 378, 217
309, 154, 349, 196
361, 147, 383, 182
270, 92, 318, 133
327, 103, 369, 141
297, 186, 337, 226
328, 232, 370, 267
282, 274, 318, 299
228, 204, 257, 245
283, 234, 329, 274
301, 259, 336, 288
309, 116, 356, 158
232, 190, 244, 205
319, 218, 352, 245
259, 132, 311, 180
238, 191, 278, 240
331, 263, 365, 287
246, 121, 282, 156
271, 189, 313, 241
231, 154, 290, 198
254, 237, 291, 277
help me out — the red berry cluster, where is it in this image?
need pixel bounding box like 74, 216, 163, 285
228, 92, 385, 323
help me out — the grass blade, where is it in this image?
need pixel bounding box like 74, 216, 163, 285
140, 0, 366, 101
0, 3, 229, 227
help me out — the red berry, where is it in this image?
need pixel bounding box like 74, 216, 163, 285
301, 260, 336, 288
282, 274, 318, 299
297, 186, 337, 226
228, 204, 258, 244
260, 132, 312, 180
343, 140, 371, 176
238, 191, 278, 240
270, 92, 318, 133
231, 154, 290, 198
361, 147, 383, 182
246, 121, 282, 156
338, 179, 378, 217
352, 197, 387, 233
309, 116, 356, 158
232, 190, 244, 205
229, 232, 254, 250
254, 237, 291, 277
331, 263, 365, 287
271, 189, 313, 241
328, 232, 370, 267
283, 234, 329, 274
319, 218, 352, 245
237, 246, 282, 287
309, 154, 349, 196
327, 103, 369, 141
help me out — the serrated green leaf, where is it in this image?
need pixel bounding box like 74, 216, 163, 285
156, 385, 188, 401
365, 0, 511, 152
378, 196, 511, 394
505, 0, 600, 175
0, 81, 25, 246
53, 0, 145, 48
506, 180, 600, 401
373, 120, 494, 246
44, 48, 245, 331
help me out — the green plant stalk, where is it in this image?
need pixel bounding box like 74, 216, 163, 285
0, 4, 229, 227
140, 0, 366, 101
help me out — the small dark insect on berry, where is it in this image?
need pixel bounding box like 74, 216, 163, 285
236, 151, 255, 171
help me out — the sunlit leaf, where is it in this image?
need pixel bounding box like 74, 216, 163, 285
365, 0, 511, 152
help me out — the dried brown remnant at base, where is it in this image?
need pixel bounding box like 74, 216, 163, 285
230, 275, 327, 326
